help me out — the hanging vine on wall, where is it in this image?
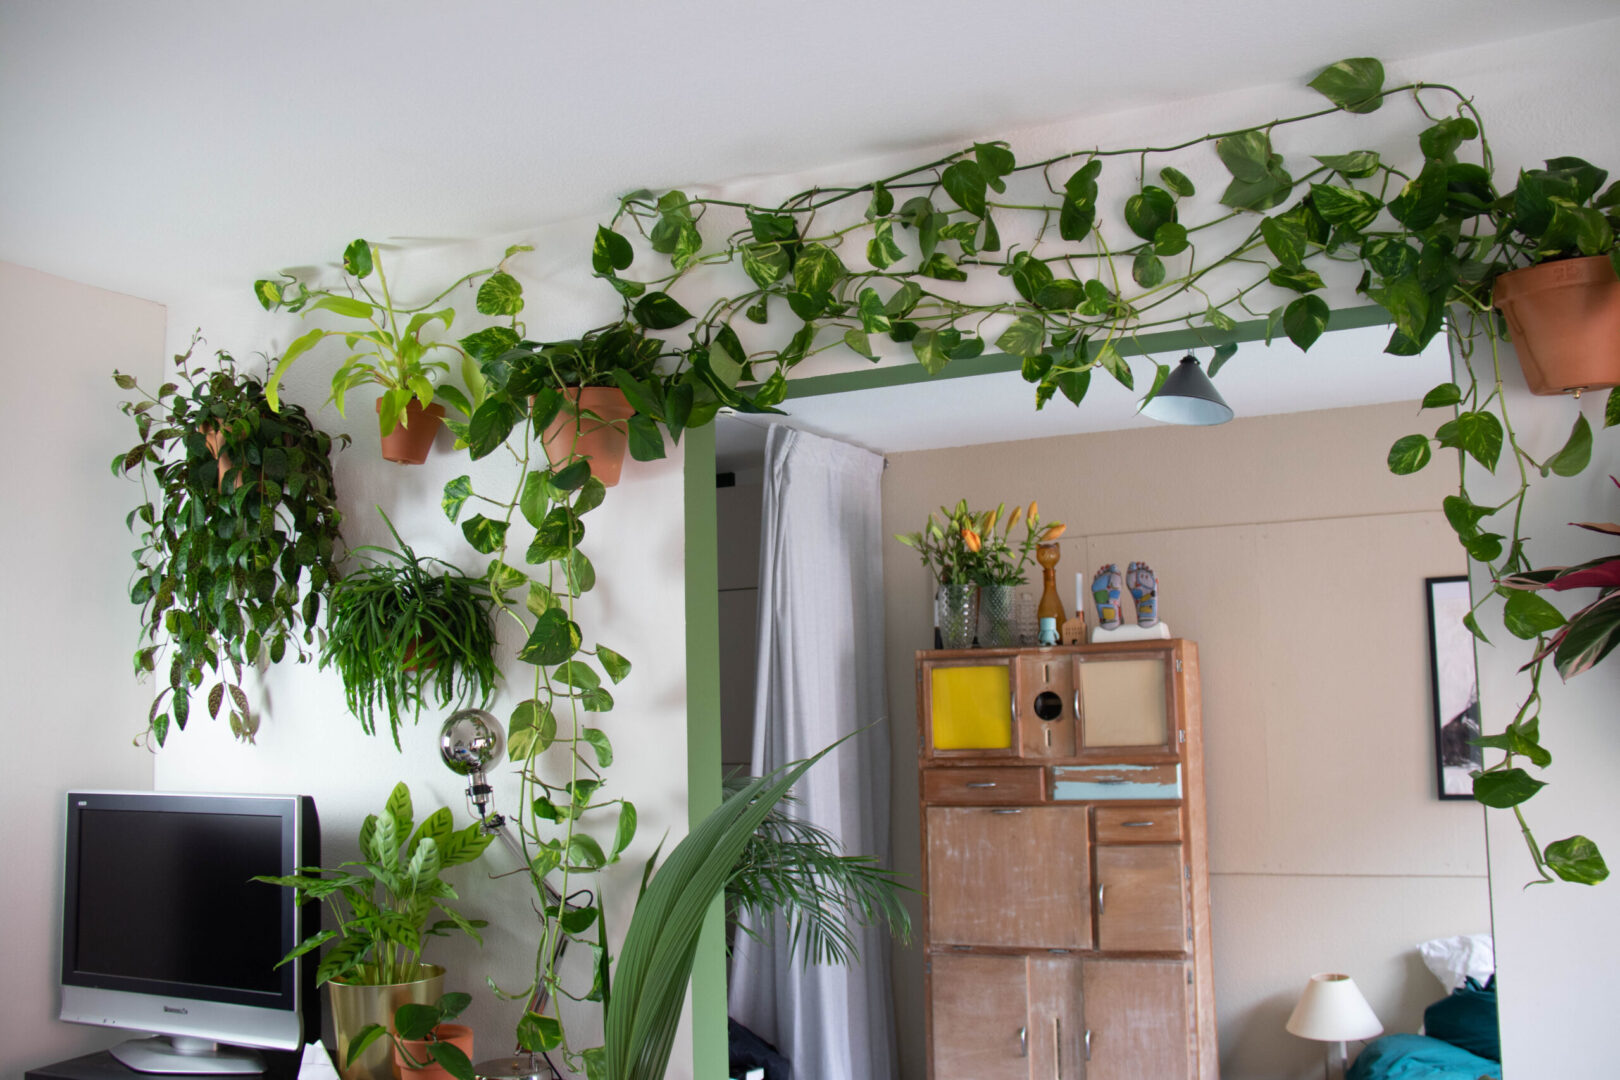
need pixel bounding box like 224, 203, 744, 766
567, 58, 1614, 886
213, 51, 1620, 1080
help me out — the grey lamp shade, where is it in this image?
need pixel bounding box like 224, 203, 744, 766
1285, 973, 1384, 1042
1140, 354, 1233, 425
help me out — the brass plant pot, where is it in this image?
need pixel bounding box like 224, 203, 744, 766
329, 964, 446, 1080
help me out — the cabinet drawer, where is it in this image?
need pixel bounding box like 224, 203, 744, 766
1094, 806, 1182, 843
923, 767, 1044, 805
1051, 763, 1181, 801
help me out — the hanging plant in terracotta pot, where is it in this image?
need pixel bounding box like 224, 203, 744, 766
113, 338, 347, 745
1486, 159, 1620, 396
255, 238, 532, 463
494, 320, 668, 486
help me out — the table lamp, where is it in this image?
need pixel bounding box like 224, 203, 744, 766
1286, 972, 1383, 1080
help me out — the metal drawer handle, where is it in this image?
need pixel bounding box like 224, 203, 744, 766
991, 808, 1023, 815
965, 781, 998, 788
1096, 882, 1105, 916
1018, 1025, 1028, 1058
1054, 1018, 1062, 1076
1121, 820, 1155, 827
1084, 1028, 1092, 1062
1093, 778, 1128, 785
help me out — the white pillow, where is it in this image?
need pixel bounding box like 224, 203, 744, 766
1417, 933, 1495, 994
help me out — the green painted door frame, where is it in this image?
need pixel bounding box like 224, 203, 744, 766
680, 305, 1395, 1075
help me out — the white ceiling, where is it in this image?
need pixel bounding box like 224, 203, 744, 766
2, 0, 1617, 305
712, 322, 1450, 470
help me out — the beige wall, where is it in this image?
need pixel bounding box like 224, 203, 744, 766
0, 263, 166, 1077
880, 400, 1488, 1080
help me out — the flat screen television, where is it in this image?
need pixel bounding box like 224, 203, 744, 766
59, 791, 320, 1074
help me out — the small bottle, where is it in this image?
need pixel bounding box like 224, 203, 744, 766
1036, 543, 1065, 634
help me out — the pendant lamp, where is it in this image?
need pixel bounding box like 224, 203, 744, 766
1141, 353, 1233, 425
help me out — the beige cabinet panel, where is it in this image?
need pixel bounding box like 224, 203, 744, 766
1095, 845, 1187, 953
927, 806, 1091, 948
930, 953, 1033, 1080
1079, 657, 1168, 748
1081, 960, 1194, 1080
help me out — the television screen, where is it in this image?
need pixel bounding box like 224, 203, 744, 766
71, 808, 285, 1000
60, 792, 318, 1071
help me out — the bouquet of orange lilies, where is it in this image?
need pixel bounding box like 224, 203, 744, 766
896, 499, 1065, 587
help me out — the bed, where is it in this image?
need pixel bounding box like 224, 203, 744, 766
1346, 1033, 1500, 1080
1345, 935, 1500, 1080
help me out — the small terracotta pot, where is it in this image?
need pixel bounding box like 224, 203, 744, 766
392, 1024, 474, 1080
542, 387, 636, 487
378, 399, 446, 465
200, 423, 235, 489
1493, 255, 1620, 396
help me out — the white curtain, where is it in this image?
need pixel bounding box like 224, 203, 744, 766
728, 425, 895, 1080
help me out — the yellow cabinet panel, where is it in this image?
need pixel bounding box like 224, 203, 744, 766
931, 664, 1013, 750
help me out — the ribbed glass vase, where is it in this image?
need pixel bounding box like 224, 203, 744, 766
936, 582, 980, 650
978, 584, 1017, 648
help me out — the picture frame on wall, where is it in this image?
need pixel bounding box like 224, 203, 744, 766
1426, 575, 1483, 800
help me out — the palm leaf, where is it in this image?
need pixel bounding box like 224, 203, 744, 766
603, 747, 834, 1080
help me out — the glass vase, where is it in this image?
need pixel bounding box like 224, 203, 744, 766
936, 583, 980, 650
978, 584, 1017, 648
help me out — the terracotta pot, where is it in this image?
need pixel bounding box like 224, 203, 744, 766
377, 399, 446, 465
1493, 255, 1620, 396
392, 1024, 474, 1080
542, 387, 636, 487
329, 965, 445, 1080
200, 423, 234, 489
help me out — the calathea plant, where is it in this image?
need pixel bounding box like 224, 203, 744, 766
255, 782, 494, 986
114, 337, 346, 745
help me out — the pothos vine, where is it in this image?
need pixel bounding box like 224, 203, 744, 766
234, 49, 1620, 1080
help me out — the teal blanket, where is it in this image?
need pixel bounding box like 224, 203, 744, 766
1347, 1034, 1501, 1079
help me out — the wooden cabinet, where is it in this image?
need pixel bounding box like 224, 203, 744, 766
919, 641, 1215, 1080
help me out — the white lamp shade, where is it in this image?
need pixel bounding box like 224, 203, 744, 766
1285, 973, 1384, 1042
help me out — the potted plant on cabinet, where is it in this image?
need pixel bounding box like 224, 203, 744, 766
320, 511, 500, 748
895, 500, 988, 649
255, 239, 531, 463
969, 501, 1065, 647
345, 992, 477, 1080
113, 338, 347, 745
255, 783, 494, 1080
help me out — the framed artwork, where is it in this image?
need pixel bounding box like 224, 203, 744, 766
1426, 575, 1483, 800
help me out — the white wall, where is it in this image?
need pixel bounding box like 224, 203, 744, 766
148, 227, 695, 1079
1461, 344, 1620, 1076
881, 401, 1486, 1079
0, 263, 165, 1077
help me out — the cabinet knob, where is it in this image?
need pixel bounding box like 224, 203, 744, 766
1096, 882, 1105, 916
1018, 1025, 1028, 1058
965, 781, 998, 789
1121, 820, 1155, 827
1084, 1028, 1092, 1062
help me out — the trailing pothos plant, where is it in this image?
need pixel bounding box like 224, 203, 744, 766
562, 56, 1616, 887
439, 361, 646, 1076
114, 337, 347, 745
255, 239, 531, 436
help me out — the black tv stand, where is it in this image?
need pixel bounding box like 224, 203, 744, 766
27, 1048, 301, 1080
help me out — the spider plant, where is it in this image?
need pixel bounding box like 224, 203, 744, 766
724, 774, 912, 966
320, 510, 499, 747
